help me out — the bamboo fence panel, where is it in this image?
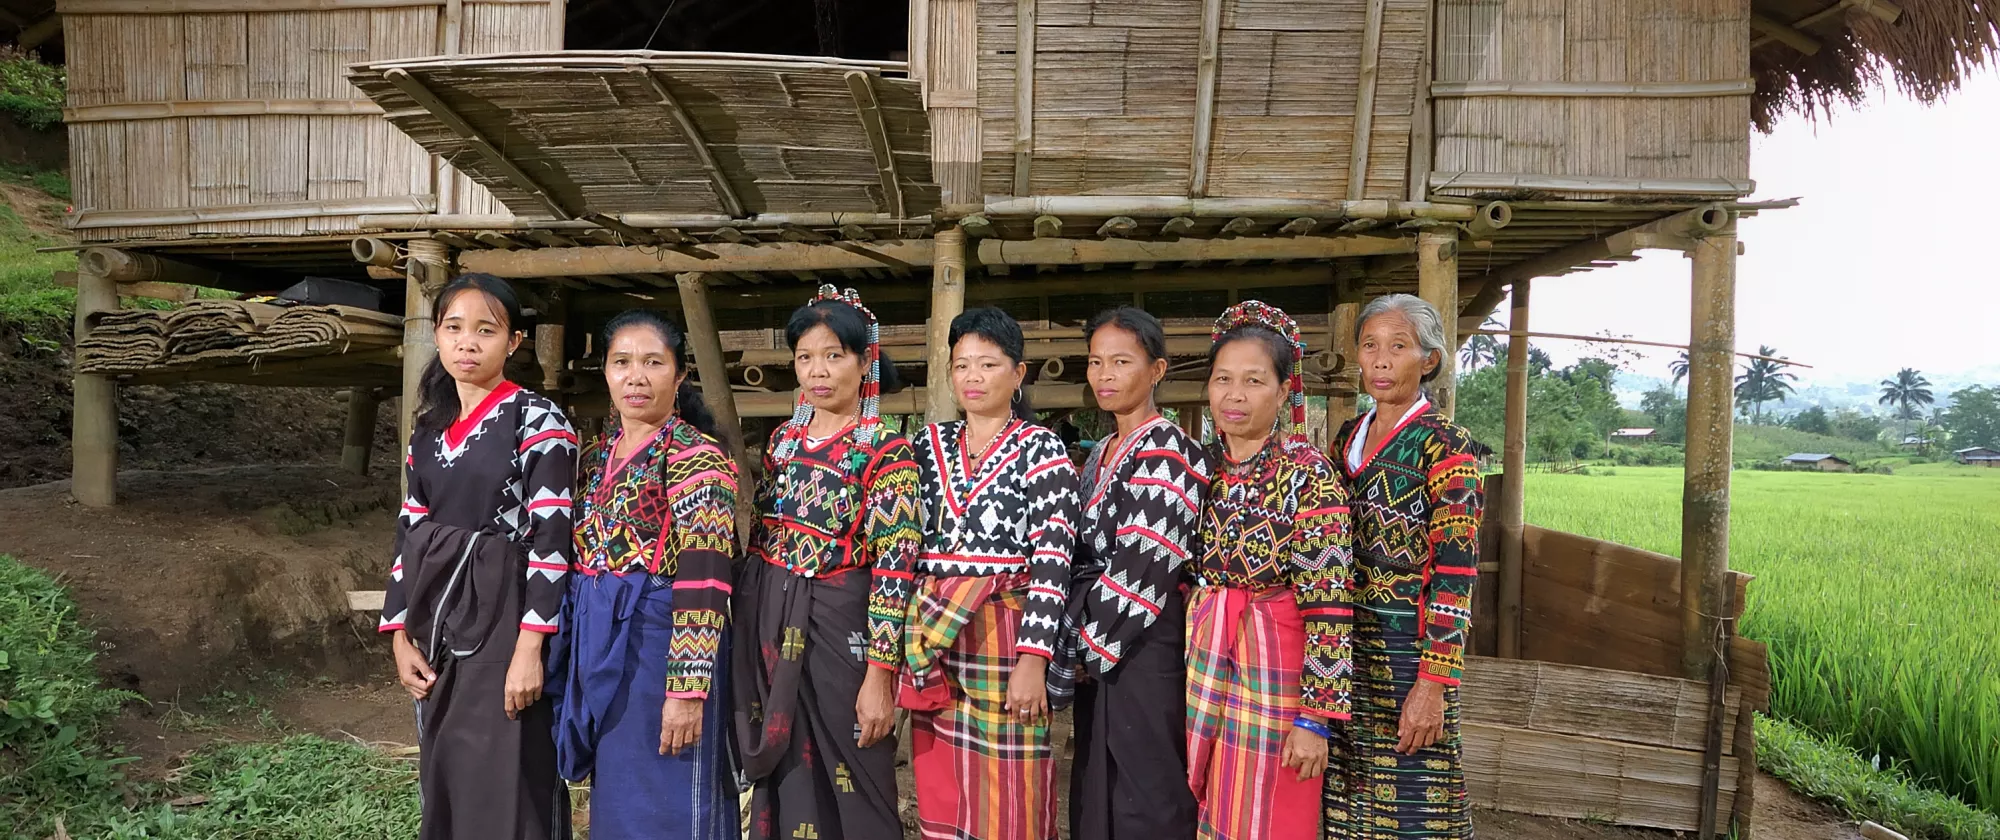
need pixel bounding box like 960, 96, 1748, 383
1463, 721, 1739, 830
62, 1, 557, 242
1431, 0, 1752, 199
968, 0, 1420, 201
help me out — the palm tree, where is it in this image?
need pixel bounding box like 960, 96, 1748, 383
1878, 368, 1934, 438
1733, 345, 1798, 425
1459, 316, 1502, 372
1669, 351, 1690, 390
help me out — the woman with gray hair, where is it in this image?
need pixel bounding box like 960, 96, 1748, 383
1324, 293, 1483, 839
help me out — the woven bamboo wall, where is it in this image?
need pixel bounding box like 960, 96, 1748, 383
60, 0, 560, 243
1430, 0, 1754, 199
932, 0, 1428, 204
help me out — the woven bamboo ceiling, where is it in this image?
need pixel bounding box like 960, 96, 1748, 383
346, 51, 939, 222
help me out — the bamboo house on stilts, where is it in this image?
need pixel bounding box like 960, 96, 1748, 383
52, 0, 2000, 835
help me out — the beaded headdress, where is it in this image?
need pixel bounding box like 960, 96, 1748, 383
772, 284, 882, 461
1211, 300, 1308, 445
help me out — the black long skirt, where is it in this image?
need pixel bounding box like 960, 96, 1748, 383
1068, 590, 1197, 840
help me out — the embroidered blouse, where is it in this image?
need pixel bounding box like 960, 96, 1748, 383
574, 417, 738, 696
380, 381, 578, 635
1195, 436, 1355, 720
1071, 415, 1212, 674
911, 419, 1081, 659
1335, 400, 1484, 687
749, 419, 924, 670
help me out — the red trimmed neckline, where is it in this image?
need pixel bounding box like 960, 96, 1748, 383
445, 381, 521, 451
1087, 414, 1171, 507
1349, 398, 1429, 475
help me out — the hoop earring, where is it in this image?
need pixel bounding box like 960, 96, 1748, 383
1015, 385, 1025, 403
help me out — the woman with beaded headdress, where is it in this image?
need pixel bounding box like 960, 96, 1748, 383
1324, 294, 1483, 840
731, 285, 923, 840
1184, 300, 1355, 840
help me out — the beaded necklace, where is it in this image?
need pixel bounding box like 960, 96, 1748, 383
943, 418, 1021, 552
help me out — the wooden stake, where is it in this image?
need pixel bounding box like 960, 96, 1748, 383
1417, 227, 1460, 417
1497, 278, 1530, 658
675, 272, 755, 535
927, 228, 969, 423
401, 239, 451, 500
1188, 0, 1224, 197
1682, 225, 1737, 682
342, 388, 381, 475
72, 264, 119, 507
1012, 0, 1037, 197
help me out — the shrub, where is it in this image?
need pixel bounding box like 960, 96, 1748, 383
0, 47, 65, 131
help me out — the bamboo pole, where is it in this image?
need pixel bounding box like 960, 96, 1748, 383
1328, 270, 1362, 433
958, 197, 1482, 222
927, 227, 969, 423
675, 273, 754, 533
1417, 227, 1460, 417
1188, 0, 1223, 197
1471, 329, 1811, 368
1682, 224, 1738, 682
1347, 0, 1386, 201
1011, 0, 1036, 197
401, 239, 451, 499
1497, 279, 1530, 659
341, 388, 381, 475
72, 264, 120, 507
534, 289, 567, 396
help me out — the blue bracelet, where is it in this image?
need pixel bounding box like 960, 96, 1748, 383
1293, 717, 1334, 739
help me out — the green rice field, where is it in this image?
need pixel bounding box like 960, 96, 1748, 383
1523, 464, 2000, 815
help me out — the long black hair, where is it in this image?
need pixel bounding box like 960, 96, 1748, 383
415, 273, 525, 432
948, 306, 1033, 422
601, 309, 722, 441
784, 298, 905, 392
1084, 305, 1169, 363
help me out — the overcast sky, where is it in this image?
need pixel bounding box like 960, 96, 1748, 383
1512, 67, 2000, 388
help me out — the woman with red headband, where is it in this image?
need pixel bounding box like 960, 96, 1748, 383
732, 286, 923, 840
1184, 301, 1354, 840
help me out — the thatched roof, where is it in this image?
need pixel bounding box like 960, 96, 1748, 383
1752, 0, 2000, 130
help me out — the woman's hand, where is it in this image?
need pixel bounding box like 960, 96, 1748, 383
855, 666, 897, 748
391, 630, 436, 700
503, 631, 547, 720
1005, 655, 1050, 725
1397, 680, 1447, 755
1280, 718, 1331, 781
659, 697, 705, 756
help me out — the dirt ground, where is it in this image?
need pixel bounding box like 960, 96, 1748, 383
0, 464, 1866, 840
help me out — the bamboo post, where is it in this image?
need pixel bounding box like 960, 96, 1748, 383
71, 263, 120, 507
1497, 278, 1530, 658
1417, 227, 1460, 416
1681, 223, 1738, 682
926, 227, 968, 424
535, 289, 567, 396
1178, 404, 1206, 440
1328, 274, 1362, 436
401, 240, 451, 497
674, 272, 748, 463
341, 388, 381, 475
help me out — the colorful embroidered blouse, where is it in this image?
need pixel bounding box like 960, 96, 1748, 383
1071, 416, 1212, 674
574, 417, 738, 697
1195, 436, 1355, 720
910, 419, 1081, 659
1335, 401, 1484, 687
380, 381, 577, 635
749, 419, 924, 670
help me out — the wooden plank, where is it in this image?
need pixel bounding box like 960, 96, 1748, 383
633, 67, 746, 218
65, 100, 387, 123
1462, 656, 1739, 755
68, 195, 436, 229
1346, 0, 1386, 201
1187, 0, 1223, 197
1432, 80, 1756, 98
1431, 172, 1754, 195
1465, 722, 1738, 832
1011, 0, 1035, 197
844, 71, 907, 218
381, 67, 573, 219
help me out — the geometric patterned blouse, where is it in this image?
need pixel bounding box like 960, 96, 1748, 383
1334, 401, 1485, 686
573, 416, 738, 697
748, 419, 924, 670
910, 418, 1081, 660
1195, 435, 1355, 720
379, 381, 578, 637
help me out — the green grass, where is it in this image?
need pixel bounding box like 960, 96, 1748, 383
0, 556, 421, 839
1758, 714, 2000, 840
1730, 423, 1892, 464
0, 199, 76, 330
1525, 466, 2000, 817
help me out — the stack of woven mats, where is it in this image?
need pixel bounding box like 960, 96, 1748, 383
76, 301, 403, 375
